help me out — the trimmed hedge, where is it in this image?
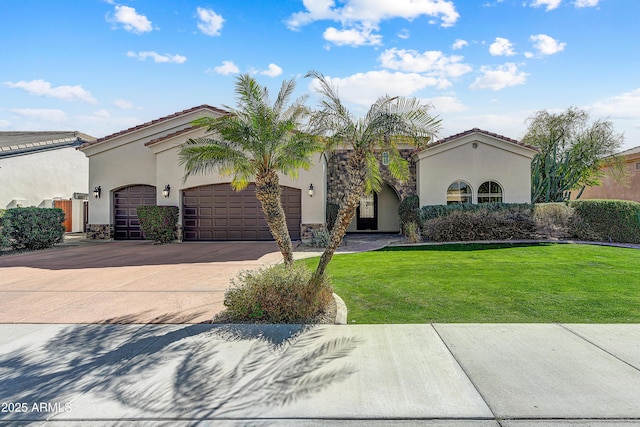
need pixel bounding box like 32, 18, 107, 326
0, 210, 9, 248
423, 209, 537, 242
419, 202, 533, 222
2, 207, 65, 250
569, 199, 640, 244
136, 205, 179, 244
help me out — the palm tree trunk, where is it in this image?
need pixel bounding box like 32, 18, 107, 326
309, 152, 367, 287
255, 171, 294, 266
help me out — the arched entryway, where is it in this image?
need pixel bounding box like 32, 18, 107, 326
113, 185, 156, 240
348, 183, 401, 232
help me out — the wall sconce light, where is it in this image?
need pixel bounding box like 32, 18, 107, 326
93, 186, 101, 199
308, 183, 314, 197
163, 184, 171, 198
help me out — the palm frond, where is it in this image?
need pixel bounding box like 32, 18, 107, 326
178, 137, 253, 183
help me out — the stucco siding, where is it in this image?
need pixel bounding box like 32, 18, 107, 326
0, 146, 88, 209
416, 134, 535, 206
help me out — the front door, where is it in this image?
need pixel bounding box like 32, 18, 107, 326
356, 193, 378, 230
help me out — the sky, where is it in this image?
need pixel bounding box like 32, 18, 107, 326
1, 0, 639, 150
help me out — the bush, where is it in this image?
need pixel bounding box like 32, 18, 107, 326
533, 203, 574, 238
310, 229, 330, 248
419, 202, 533, 222
136, 206, 179, 244
3, 207, 65, 250
223, 263, 334, 323
423, 209, 537, 242
569, 199, 640, 244
402, 221, 422, 243
0, 210, 9, 248
326, 203, 339, 231
398, 195, 421, 233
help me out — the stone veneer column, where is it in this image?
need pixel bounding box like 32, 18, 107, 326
300, 223, 327, 243
86, 224, 113, 239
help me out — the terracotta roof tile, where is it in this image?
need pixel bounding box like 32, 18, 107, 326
79, 104, 229, 149
144, 126, 198, 146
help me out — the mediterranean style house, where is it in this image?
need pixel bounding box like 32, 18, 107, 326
79, 105, 537, 241
0, 131, 95, 232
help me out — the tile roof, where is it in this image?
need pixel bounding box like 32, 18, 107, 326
80, 104, 229, 149
618, 145, 640, 157
0, 131, 95, 157
427, 128, 538, 151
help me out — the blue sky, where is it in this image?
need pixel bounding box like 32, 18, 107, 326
1, 0, 639, 150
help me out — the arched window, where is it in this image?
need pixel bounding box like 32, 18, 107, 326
478, 180, 503, 203
447, 181, 472, 205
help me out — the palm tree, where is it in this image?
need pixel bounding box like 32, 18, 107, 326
306, 71, 441, 286
179, 74, 319, 265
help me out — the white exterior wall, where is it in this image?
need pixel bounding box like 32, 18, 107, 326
0, 147, 88, 210
85, 139, 156, 224
150, 131, 327, 226
416, 134, 536, 206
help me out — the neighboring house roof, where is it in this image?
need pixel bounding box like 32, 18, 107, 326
0, 131, 95, 159
427, 128, 538, 151
618, 145, 640, 157
80, 104, 229, 150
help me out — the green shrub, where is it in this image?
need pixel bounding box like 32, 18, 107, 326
224, 263, 334, 323
310, 229, 330, 247
136, 206, 179, 244
533, 203, 574, 238
3, 207, 65, 250
0, 210, 9, 248
419, 202, 533, 222
326, 203, 339, 231
423, 209, 537, 242
402, 221, 422, 243
398, 195, 421, 232
569, 199, 640, 244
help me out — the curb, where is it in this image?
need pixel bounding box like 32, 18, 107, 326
333, 293, 348, 325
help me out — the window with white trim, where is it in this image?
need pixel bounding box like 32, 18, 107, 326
447, 181, 472, 205
381, 151, 389, 166
478, 180, 503, 203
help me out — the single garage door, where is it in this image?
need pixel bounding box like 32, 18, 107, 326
182, 183, 301, 241
114, 185, 156, 240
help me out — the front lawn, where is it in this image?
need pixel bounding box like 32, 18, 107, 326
301, 243, 640, 323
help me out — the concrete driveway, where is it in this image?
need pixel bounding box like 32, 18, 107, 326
0, 239, 283, 324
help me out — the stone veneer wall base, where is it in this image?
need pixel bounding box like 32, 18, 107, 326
86, 224, 113, 240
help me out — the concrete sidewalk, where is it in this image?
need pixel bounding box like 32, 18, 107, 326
2, 323, 640, 426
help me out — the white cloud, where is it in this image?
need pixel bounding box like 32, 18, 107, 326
0, 119, 10, 128
213, 60, 240, 75
424, 96, 468, 113
470, 63, 528, 91
309, 70, 443, 107
529, 0, 562, 10
587, 88, 640, 120
259, 63, 283, 77
452, 39, 468, 50
323, 26, 382, 46
397, 29, 410, 39
529, 34, 566, 55
109, 5, 152, 34
4, 79, 97, 104
93, 109, 111, 118
126, 51, 187, 63
113, 99, 134, 110
574, 0, 599, 7
489, 37, 516, 56
196, 7, 224, 36
10, 108, 68, 122
379, 48, 472, 81
287, 0, 460, 39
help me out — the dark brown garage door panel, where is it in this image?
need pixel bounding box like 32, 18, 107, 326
114, 185, 156, 240
182, 183, 301, 241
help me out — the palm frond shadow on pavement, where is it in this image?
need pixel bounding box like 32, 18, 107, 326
0, 319, 362, 424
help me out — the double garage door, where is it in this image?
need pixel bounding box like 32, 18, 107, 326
182, 183, 301, 241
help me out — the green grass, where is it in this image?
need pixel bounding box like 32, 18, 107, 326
301, 243, 640, 323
